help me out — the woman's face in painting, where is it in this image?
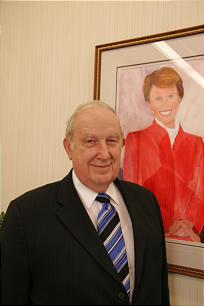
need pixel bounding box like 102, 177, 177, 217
148, 85, 181, 128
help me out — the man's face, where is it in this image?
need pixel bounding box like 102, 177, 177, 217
148, 85, 181, 128
63, 107, 123, 192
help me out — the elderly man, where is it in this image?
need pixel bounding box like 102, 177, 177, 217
1, 101, 169, 305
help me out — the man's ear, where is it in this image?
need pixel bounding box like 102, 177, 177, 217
63, 137, 73, 160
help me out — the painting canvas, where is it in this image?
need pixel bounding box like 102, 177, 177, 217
93, 25, 204, 278
117, 56, 204, 245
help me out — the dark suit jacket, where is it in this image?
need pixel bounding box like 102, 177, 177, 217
1, 170, 170, 305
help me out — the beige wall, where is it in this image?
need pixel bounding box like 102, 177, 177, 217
1, 2, 204, 305
1, 1, 204, 211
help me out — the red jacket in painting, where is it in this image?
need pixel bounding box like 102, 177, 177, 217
123, 120, 204, 236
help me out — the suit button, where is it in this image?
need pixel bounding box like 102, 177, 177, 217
118, 292, 125, 300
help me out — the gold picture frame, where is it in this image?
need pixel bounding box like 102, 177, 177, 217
93, 24, 204, 279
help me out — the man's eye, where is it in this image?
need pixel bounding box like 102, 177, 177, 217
85, 139, 96, 145
107, 138, 118, 144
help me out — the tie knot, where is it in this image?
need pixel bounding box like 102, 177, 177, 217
96, 193, 111, 204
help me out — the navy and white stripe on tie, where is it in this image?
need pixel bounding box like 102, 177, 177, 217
96, 193, 130, 296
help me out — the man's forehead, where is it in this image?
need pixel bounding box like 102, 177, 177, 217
72, 124, 122, 141
76, 109, 120, 126
79, 127, 121, 137
72, 107, 122, 137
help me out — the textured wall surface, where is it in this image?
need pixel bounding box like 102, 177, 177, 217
1, 1, 204, 210
1, 3, 204, 304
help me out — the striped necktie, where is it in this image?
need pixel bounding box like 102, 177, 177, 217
96, 192, 130, 296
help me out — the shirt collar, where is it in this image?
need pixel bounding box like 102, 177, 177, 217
155, 118, 180, 145
72, 170, 119, 208
106, 183, 120, 206
72, 170, 97, 209
155, 117, 179, 132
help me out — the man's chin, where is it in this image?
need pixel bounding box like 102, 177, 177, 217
91, 166, 111, 176
94, 173, 114, 185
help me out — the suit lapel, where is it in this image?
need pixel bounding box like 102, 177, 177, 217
55, 172, 121, 286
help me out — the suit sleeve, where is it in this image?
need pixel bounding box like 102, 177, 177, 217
0, 200, 31, 305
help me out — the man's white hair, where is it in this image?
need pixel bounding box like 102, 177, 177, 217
65, 100, 123, 140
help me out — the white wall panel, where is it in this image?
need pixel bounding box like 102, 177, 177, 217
1, 4, 204, 304
1, 0, 204, 210
169, 273, 204, 306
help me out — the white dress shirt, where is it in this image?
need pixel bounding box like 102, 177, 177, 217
72, 170, 135, 301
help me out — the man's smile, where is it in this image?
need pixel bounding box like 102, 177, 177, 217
90, 163, 112, 168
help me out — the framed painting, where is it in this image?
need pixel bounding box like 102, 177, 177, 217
93, 24, 204, 278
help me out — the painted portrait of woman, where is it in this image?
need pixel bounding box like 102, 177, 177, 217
120, 65, 204, 243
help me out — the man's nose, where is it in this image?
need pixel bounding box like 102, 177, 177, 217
97, 142, 110, 159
